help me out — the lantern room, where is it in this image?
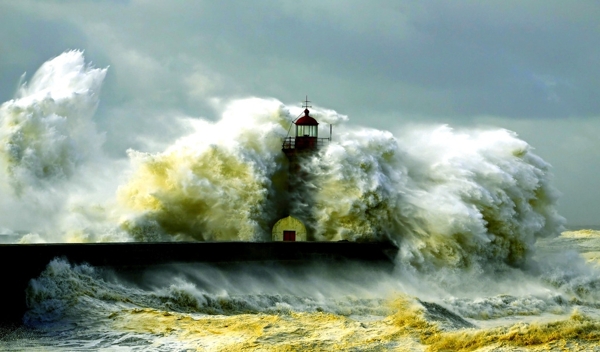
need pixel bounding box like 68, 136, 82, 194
282, 97, 331, 155
296, 109, 318, 137
294, 108, 319, 150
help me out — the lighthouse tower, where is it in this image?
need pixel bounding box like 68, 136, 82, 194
272, 97, 331, 241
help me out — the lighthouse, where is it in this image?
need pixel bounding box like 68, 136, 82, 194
272, 97, 331, 241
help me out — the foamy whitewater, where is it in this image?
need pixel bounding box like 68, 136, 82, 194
1, 52, 600, 351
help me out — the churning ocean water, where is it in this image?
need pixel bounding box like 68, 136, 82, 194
2, 229, 600, 351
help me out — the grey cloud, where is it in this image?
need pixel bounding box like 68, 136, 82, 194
8, 0, 597, 120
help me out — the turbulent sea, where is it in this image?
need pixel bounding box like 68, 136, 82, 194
1, 229, 600, 351
1, 52, 600, 350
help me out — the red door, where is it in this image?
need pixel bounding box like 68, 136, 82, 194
283, 231, 296, 241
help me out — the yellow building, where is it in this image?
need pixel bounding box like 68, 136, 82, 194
272, 216, 307, 241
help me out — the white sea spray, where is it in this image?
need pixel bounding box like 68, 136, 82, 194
2, 50, 599, 352
0, 50, 105, 190
0, 51, 568, 272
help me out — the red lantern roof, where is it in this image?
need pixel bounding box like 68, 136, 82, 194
295, 109, 319, 125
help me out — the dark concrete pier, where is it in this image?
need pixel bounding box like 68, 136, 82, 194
0, 241, 397, 325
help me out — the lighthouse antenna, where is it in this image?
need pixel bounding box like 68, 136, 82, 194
302, 95, 312, 109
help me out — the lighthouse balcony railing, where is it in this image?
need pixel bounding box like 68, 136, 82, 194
282, 137, 330, 150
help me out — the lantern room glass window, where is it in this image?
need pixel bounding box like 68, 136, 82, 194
296, 125, 318, 137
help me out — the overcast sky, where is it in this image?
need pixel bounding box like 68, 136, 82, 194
1, 0, 599, 226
